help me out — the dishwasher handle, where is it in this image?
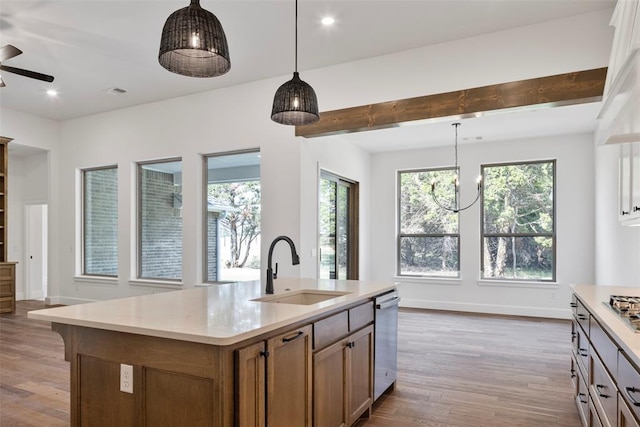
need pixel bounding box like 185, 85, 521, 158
376, 296, 400, 310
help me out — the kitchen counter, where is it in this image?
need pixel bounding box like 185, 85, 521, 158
27, 278, 396, 426
28, 278, 395, 346
571, 284, 640, 367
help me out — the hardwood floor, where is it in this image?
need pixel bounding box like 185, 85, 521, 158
0, 301, 580, 426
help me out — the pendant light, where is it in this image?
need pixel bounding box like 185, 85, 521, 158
430, 123, 482, 213
271, 0, 319, 126
158, 0, 230, 78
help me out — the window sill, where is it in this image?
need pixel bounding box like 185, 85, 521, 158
74, 275, 118, 285
393, 276, 462, 286
477, 279, 559, 289
129, 279, 183, 289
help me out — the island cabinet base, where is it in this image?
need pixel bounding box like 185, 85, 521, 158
53, 323, 237, 427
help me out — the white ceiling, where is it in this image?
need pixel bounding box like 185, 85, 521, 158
0, 0, 614, 153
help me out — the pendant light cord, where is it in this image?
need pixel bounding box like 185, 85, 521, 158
295, 0, 298, 73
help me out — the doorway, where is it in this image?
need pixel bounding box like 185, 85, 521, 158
25, 203, 48, 300
318, 171, 359, 280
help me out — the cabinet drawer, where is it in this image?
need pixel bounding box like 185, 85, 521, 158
0, 264, 15, 279
619, 352, 640, 422
573, 297, 590, 335
590, 317, 619, 378
313, 311, 348, 350
590, 351, 617, 427
0, 280, 14, 296
576, 367, 589, 427
349, 301, 373, 332
620, 393, 640, 427
589, 396, 605, 427
573, 320, 590, 378
571, 355, 579, 392
0, 296, 15, 313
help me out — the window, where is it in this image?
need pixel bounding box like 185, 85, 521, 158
397, 168, 459, 277
481, 160, 555, 281
205, 151, 261, 282
138, 159, 182, 281
82, 166, 118, 276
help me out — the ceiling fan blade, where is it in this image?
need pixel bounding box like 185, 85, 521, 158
0, 44, 23, 62
0, 65, 54, 82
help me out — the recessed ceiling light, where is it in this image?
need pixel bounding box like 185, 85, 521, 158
46, 89, 58, 97
321, 16, 335, 26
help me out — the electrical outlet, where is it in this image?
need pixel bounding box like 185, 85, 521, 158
120, 364, 133, 394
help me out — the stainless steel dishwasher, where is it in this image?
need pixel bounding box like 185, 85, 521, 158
374, 289, 400, 400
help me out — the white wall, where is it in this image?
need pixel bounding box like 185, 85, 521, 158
369, 133, 595, 318
595, 143, 640, 286
0, 9, 619, 306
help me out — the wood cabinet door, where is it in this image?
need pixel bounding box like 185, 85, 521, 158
346, 325, 374, 425
267, 325, 312, 427
236, 341, 266, 427
314, 338, 348, 427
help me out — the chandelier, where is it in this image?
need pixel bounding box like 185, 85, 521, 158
430, 123, 482, 213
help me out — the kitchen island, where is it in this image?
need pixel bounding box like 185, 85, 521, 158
29, 278, 396, 427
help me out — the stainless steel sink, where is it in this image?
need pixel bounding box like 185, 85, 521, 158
252, 290, 351, 305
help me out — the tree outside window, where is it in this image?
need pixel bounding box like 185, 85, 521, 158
481, 160, 555, 281
397, 168, 459, 277
205, 151, 261, 282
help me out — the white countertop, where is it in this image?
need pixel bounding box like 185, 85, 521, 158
572, 284, 640, 367
28, 278, 396, 346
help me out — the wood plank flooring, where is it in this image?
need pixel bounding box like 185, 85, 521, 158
1, 301, 580, 426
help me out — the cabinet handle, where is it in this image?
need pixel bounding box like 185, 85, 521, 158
578, 393, 588, 405
571, 332, 577, 341
625, 387, 640, 407
282, 331, 305, 343
346, 341, 356, 349
570, 369, 576, 379
570, 302, 578, 308
596, 384, 610, 399
259, 350, 269, 358
578, 348, 588, 357
576, 314, 587, 321
634, 206, 640, 212
622, 210, 630, 216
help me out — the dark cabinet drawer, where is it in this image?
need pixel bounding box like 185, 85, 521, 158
573, 297, 590, 335
590, 351, 617, 427
619, 393, 640, 427
590, 317, 619, 378
573, 320, 590, 378
619, 352, 640, 422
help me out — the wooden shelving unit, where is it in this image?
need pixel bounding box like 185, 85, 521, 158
0, 136, 16, 314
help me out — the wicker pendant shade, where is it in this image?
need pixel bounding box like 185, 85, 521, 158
271, 0, 319, 126
159, 0, 230, 78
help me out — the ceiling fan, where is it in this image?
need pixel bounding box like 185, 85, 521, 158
0, 44, 54, 88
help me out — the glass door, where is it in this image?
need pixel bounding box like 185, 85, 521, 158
319, 171, 358, 279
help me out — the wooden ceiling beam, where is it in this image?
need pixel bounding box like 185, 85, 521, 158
295, 67, 607, 138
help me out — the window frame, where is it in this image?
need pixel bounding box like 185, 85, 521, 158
137, 157, 183, 282
202, 149, 261, 283
480, 159, 557, 282
396, 166, 461, 278
81, 165, 118, 277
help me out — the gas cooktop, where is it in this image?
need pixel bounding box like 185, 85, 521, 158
606, 295, 640, 333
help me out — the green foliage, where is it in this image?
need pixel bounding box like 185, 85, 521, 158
482, 162, 554, 279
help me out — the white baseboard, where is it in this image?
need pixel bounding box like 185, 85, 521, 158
399, 298, 572, 320
45, 296, 97, 306
28, 291, 45, 300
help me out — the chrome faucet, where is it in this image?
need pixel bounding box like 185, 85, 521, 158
266, 235, 300, 294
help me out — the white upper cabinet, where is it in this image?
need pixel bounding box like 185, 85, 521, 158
596, 0, 640, 146
619, 142, 640, 225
